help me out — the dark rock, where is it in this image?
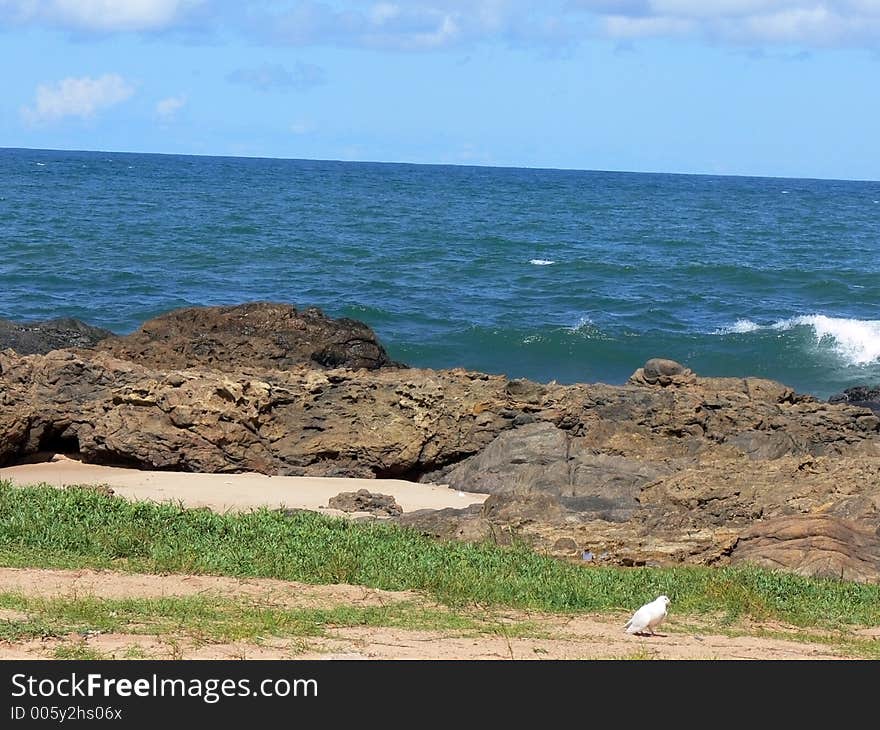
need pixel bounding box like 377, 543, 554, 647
443, 422, 669, 522
0, 317, 114, 355
829, 386, 880, 414
328, 489, 403, 517
97, 302, 400, 372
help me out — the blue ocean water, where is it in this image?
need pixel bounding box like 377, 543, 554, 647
1, 147, 878, 398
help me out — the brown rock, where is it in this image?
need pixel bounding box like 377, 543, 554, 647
96, 302, 399, 372
480, 492, 567, 525
395, 504, 491, 543
729, 515, 880, 582
0, 349, 517, 477
628, 358, 696, 387
328, 489, 402, 517
552, 537, 579, 553
1, 344, 877, 482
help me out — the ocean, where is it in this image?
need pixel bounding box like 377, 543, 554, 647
2, 147, 878, 399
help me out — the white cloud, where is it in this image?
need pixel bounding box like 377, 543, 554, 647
21, 74, 134, 125
573, 0, 880, 46
156, 94, 187, 120
0, 0, 203, 32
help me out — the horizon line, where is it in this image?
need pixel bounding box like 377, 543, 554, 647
3, 145, 879, 185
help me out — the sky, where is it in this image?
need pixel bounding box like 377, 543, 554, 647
1, 0, 879, 180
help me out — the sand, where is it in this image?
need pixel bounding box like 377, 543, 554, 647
0, 566, 856, 660
0, 455, 488, 516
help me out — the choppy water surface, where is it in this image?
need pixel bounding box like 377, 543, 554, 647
2, 147, 878, 397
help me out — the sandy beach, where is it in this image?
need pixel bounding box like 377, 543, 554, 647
0, 455, 488, 516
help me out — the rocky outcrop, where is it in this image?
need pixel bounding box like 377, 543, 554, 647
3, 348, 877, 480
3, 304, 880, 582
328, 489, 403, 517
0, 317, 114, 355
0, 349, 517, 477
400, 452, 880, 570
442, 422, 669, 522
729, 516, 880, 583
395, 360, 880, 579
829, 386, 880, 414
96, 302, 399, 372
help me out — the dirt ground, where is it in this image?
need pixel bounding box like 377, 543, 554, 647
0, 567, 862, 660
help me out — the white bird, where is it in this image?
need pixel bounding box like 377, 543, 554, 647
624, 595, 670, 636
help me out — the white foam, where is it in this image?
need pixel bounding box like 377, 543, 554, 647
35, 162, 45, 166
717, 318, 761, 334
715, 315, 880, 366
529, 259, 555, 266
772, 314, 880, 365
568, 315, 593, 333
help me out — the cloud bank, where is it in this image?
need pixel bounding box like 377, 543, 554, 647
3, 0, 879, 49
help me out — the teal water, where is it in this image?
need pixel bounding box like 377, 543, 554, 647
2, 147, 879, 398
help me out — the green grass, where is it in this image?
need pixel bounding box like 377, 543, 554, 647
2, 481, 880, 632
53, 642, 107, 660
0, 592, 528, 647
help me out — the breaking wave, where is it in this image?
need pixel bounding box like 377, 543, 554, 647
716, 314, 880, 366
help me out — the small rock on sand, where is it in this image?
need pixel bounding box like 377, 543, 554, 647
328, 489, 403, 517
